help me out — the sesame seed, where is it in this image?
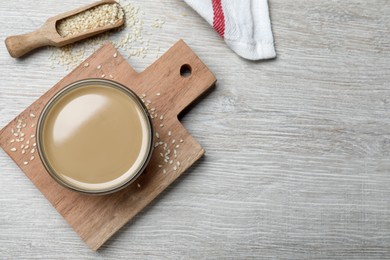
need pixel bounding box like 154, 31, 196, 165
163, 169, 167, 174
146, 100, 151, 104
156, 93, 160, 96
30, 113, 36, 118
10, 148, 16, 152
176, 144, 180, 148
56, 3, 124, 37
173, 166, 177, 171
16, 139, 20, 142
101, 74, 105, 78
11, 129, 14, 134
13, 133, 18, 137
25, 145, 29, 150
26, 140, 30, 145
142, 93, 146, 97
20, 133, 25, 137
33, 143, 36, 147
109, 74, 113, 79
22, 123, 26, 128
20, 138, 24, 142
155, 132, 160, 138
160, 115, 164, 120
97, 65, 102, 69
160, 153, 164, 157
31, 148, 35, 153
84, 62, 89, 67
169, 160, 173, 164
158, 165, 162, 168
160, 124, 164, 128
31, 124, 35, 128
113, 52, 118, 58
172, 139, 175, 144
137, 183, 141, 188
30, 134, 35, 138
177, 161, 181, 166
22, 150, 25, 154
10, 139, 15, 143
168, 131, 171, 136
30, 156, 35, 161
180, 139, 184, 143
21, 144, 24, 149
23, 161, 28, 165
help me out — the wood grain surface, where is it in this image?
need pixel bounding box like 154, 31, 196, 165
1, 0, 389, 259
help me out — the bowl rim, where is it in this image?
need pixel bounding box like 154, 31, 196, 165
36, 78, 154, 195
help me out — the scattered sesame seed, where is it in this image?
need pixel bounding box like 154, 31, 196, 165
169, 160, 173, 164
10, 139, 15, 143
30, 134, 35, 138
84, 62, 89, 67
156, 132, 160, 138
30, 113, 36, 118
25, 145, 29, 150
109, 74, 113, 79
26, 140, 30, 145
33, 143, 36, 147
101, 74, 106, 78
22, 123, 26, 128
180, 139, 184, 143
16, 138, 20, 142
20, 138, 24, 142
154, 142, 159, 148
113, 52, 118, 58
10, 148, 16, 152
172, 139, 175, 144
22, 150, 25, 154
30, 156, 35, 161
177, 161, 181, 166
160, 115, 164, 120
97, 65, 102, 70
163, 169, 167, 174
156, 93, 161, 96
160, 153, 164, 157
13, 133, 18, 137
137, 183, 141, 188
142, 93, 146, 97
23, 161, 28, 165
20, 133, 25, 137
31, 148, 35, 153
160, 124, 164, 128
31, 124, 35, 128
146, 100, 151, 104
168, 131, 171, 136
11, 129, 14, 134
176, 144, 180, 148
173, 166, 177, 171
21, 144, 24, 149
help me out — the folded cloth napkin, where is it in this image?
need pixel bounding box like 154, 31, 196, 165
184, 0, 276, 60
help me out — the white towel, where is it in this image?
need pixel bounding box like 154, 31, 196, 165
184, 0, 276, 61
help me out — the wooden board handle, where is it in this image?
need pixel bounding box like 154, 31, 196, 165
5, 30, 51, 58
138, 40, 217, 118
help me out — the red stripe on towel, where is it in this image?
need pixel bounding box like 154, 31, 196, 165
212, 0, 225, 38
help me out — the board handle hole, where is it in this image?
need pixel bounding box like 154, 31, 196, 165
180, 64, 192, 78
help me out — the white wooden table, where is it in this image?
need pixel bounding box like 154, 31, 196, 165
1, 0, 389, 259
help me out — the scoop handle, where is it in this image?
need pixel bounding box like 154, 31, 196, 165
5, 29, 51, 58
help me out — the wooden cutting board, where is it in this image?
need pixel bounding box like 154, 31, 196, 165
0, 40, 216, 250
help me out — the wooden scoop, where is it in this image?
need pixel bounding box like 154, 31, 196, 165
5, 0, 124, 58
